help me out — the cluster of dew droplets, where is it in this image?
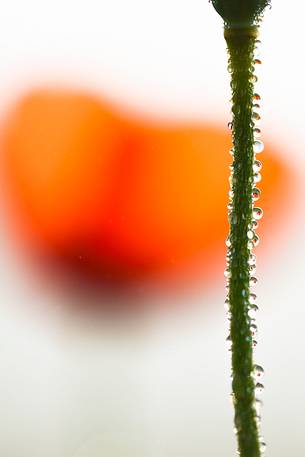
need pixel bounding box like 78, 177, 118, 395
225, 38, 266, 455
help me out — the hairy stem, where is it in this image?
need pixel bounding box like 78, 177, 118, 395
225, 26, 261, 457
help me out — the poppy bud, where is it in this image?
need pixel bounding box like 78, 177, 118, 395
211, 0, 270, 28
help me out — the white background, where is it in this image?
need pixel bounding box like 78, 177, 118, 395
0, 1, 304, 456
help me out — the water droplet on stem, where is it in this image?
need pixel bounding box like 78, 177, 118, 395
253, 365, 265, 380
255, 382, 264, 396
254, 140, 264, 153
253, 160, 262, 173
253, 207, 263, 220
252, 188, 261, 201
250, 276, 258, 286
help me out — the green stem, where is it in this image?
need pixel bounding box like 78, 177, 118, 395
225, 26, 261, 457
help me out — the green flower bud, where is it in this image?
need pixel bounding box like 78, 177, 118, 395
211, 0, 271, 28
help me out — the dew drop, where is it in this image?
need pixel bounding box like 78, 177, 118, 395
252, 112, 261, 123
252, 220, 259, 229
225, 237, 232, 247
249, 292, 257, 304
224, 299, 230, 312
250, 323, 258, 336
255, 399, 263, 415
253, 103, 260, 111
253, 160, 262, 173
253, 207, 263, 220
249, 267, 257, 278
254, 40, 262, 57
228, 121, 233, 129
230, 392, 236, 405
250, 75, 258, 84
254, 140, 264, 153
247, 240, 254, 250
226, 335, 232, 351
247, 230, 254, 240
253, 172, 262, 183
252, 187, 261, 201
254, 59, 262, 65
253, 93, 261, 101
250, 276, 258, 286
252, 339, 258, 348
253, 364, 265, 380
253, 127, 261, 138
248, 305, 259, 318
249, 254, 256, 266
253, 234, 260, 247
229, 148, 235, 156
255, 382, 264, 396
259, 440, 267, 453
224, 268, 232, 279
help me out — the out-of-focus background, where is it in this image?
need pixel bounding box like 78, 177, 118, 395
0, 1, 304, 456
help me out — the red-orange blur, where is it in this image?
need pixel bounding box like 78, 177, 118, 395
2, 89, 287, 283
